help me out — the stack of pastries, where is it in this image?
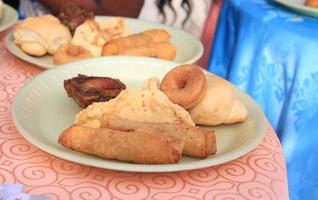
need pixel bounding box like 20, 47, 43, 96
12, 5, 176, 65
59, 64, 248, 164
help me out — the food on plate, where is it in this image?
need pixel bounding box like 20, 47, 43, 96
72, 18, 128, 56
188, 74, 248, 126
13, 15, 72, 56
58, 3, 94, 34
75, 77, 194, 128
159, 64, 248, 126
115, 42, 176, 60
0, 0, 3, 18
101, 114, 216, 158
59, 124, 184, 164
102, 29, 176, 60
12, 13, 178, 63
305, 0, 318, 7
160, 64, 206, 109
64, 74, 126, 108
53, 44, 93, 64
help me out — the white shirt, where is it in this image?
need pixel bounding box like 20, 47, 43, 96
138, 0, 212, 38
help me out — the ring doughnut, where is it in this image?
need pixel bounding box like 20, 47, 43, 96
160, 64, 206, 109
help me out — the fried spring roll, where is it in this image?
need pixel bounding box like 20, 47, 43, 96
102, 29, 171, 55
59, 125, 184, 164
100, 114, 217, 158
119, 42, 176, 60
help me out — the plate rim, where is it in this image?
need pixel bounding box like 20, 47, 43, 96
0, 4, 18, 32
5, 16, 204, 69
12, 57, 267, 173
274, 0, 318, 17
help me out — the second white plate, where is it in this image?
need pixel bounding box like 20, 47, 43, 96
5, 16, 203, 69
0, 4, 18, 32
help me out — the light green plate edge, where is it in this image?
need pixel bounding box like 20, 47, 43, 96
0, 4, 18, 32
274, 0, 318, 17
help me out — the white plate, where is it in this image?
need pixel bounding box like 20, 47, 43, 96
5, 16, 203, 69
0, 4, 18, 32
12, 57, 267, 173
274, 0, 318, 17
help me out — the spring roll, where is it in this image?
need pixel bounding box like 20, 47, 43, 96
100, 114, 217, 158
102, 29, 171, 55
119, 42, 176, 60
59, 125, 184, 164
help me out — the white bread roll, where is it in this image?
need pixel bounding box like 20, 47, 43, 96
13, 15, 71, 56
188, 74, 248, 126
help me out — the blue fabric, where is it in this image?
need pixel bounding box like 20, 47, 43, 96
207, 0, 318, 199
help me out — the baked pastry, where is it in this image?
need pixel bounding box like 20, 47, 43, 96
72, 18, 128, 56
53, 44, 93, 64
305, 0, 318, 7
13, 15, 72, 56
188, 74, 248, 126
75, 77, 194, 128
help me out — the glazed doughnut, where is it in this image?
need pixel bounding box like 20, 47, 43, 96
160, 65, 206, 109
53, 44, 93, 64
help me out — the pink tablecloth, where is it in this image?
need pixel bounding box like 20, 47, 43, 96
0, 30, 289, 200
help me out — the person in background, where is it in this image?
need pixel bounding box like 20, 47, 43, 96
18, 0, 212, 38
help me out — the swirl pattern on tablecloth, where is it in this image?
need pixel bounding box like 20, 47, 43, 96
0, 31, 289, 200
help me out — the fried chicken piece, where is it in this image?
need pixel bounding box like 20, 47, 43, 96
64, 74, 126, 108
59, 3, 94, 34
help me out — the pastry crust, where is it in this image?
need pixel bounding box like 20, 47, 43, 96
59, 124, 184, 164
101, 114, 216, 158
102, 29, 176, 60
53, 44, 93, 64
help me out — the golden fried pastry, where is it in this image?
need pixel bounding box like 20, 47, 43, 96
59, 124, 184, 164
160, 65, 207, 109
101, 114, 217, 158
53, 44, 93, 64
102, 29, 176, 60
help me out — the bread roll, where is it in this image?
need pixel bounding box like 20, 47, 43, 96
188, 74, 248, 126
13, 15, 72, 56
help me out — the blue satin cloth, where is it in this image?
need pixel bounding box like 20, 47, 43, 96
208, 0, 318, 199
